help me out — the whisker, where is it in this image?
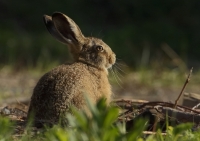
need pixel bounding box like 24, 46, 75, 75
113, 68, 123, 83
114, 67, 125, 78
114, 63, 127, 74
115, 61, 128, 67
110, 67, 123, 88
116, 58, 127, 66
116, 58, 122, 61
90, 30, 94, 36
97, 29, 103, 37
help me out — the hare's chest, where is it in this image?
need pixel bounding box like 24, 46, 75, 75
83, 73, 111, 103
98, 77, 112, 102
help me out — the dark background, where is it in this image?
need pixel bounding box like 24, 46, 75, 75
1, 0, 200, 71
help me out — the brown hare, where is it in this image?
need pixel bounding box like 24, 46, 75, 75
27, 12, 116, 127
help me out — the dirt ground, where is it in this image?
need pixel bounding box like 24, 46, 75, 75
0, 68, 200, 109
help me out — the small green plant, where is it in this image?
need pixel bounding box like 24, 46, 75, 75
0, 116, 14, 140
1, 99, 200, 141
44, 98, 147, 141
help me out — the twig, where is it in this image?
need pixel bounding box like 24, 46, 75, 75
113, 99, 148, 104
192, 103, 200, 110
15, 98, 28, 109
142, 131, 167, 136
152, 117, 159, 132
174, 67, 193, 108
139, 101, 200, 114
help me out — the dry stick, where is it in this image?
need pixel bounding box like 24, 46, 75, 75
174, 67, 193, 108
152, 117, 159, 132
192, 103, 200, 110
143, 131, 167, 136
15, 99, 28, 110
113, 99, 149, 104
139, 101, 200, 114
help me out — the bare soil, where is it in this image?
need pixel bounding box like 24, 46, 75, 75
0, 69, 200, 108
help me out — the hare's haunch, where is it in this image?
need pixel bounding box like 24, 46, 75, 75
27, 12, 116, 127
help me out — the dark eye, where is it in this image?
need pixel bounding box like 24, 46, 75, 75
96, 45, 104, 52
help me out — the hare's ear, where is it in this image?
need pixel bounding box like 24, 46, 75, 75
51, 12, 85, 46
43, 15, 69, 44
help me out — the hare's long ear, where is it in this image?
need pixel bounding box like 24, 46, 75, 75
43, 15, 68, 44
51, 12, 85, 48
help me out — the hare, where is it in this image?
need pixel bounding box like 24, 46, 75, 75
27, 12, 116, 126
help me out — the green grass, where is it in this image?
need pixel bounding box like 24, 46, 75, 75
0, 99, 200, 141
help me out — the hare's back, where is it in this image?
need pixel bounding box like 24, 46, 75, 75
34, 63, 88, 95
29, 63, 90, 118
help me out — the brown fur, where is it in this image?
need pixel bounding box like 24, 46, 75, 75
27, 12, 116, 126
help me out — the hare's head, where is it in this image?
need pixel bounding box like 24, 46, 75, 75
43, 12, 116, 70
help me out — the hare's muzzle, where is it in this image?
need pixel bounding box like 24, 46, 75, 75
107, 53, 116, 68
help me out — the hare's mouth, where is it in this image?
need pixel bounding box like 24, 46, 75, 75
105, 63, 113, 69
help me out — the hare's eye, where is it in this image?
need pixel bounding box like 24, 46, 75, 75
96, 46, 104, 52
